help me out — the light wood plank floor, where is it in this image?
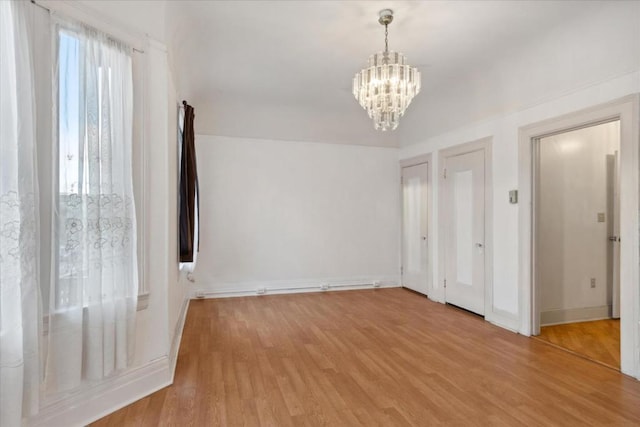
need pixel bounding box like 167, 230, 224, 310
92, 288, 640, 426
536, 319, 621, 370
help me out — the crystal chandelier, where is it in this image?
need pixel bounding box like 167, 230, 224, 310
352, 9, 421, 131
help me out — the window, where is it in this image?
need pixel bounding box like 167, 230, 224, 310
32, 8, 148, 317
52, 19, 139, 310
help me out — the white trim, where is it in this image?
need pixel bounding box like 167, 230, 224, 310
169, 297, 190, 381
42, 293, 149, 336
400, 154, 433, 297
133, 47, 149, 296
192, 277, 400, 299
31, 357, 171, 427
31, 296, 188, 426
518, 94, 640, 378
438, 137, 494, 318
400, 153, 432, 169
541, 305, 612, 326
485, 308, 520, 332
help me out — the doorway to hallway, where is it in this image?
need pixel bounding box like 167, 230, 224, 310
533, 120, 621, 369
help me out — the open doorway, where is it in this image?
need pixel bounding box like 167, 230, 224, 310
519, 95, 640, 378
533, 120, 620, 369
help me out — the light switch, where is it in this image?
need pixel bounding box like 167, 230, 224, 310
509, 190, 518, 204
597, 212, 605, 222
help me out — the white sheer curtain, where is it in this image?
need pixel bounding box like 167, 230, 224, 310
45, 16, 138, 393
0, 0, 42, 425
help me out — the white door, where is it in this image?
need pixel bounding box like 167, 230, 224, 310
444, 150, 485, 315
402, 163, 429, 295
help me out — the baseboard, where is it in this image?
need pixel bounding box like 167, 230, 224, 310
169, 297, 190, 382
31, 357, 172, 427
486, 308, 520, 332
541, 305, 611, 326
428, 289, 446, 304
191, 276, 400, 299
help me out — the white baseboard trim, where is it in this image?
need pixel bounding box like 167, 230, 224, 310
428, 290, 446, 304
541, 305, 612, 326
31, 295, 193, 426
169, 297, 190, 382
191, 276, 400, 299
31, 357, 171, 427
486, 308, 520, 332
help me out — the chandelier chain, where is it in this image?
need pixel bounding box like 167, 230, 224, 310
384, 24, 389, 53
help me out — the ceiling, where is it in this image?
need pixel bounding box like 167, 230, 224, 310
165, 1, 608, 147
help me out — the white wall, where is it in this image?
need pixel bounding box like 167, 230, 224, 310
192, 135, 401, 295
193, 98, 399, 148
538, 122, 619, 322
399, 1, 640, 144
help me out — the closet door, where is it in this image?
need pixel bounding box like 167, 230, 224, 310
402, 162, 429, 295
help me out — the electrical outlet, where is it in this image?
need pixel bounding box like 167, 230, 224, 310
590, 278, 596, 288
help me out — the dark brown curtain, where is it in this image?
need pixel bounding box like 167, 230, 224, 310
179, 101, 199, 262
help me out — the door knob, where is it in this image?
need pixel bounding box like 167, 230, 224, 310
609, 236, 619, 242
476, 243, 483, 248
422, 236, 427, 241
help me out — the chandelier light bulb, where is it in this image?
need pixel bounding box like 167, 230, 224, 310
352, 9, 421, 131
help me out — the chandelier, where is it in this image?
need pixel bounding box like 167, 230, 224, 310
352, 9, 421, 131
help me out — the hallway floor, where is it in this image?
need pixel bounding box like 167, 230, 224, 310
536, 319, 620, 370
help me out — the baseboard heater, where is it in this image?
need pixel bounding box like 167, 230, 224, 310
194, 281, 383, 299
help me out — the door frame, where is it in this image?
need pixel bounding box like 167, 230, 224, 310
438, 137, 493, 318
400, 154, 432, 296
518, 94, 640, 377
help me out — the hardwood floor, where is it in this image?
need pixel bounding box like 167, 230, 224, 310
536, 319, 621, 370
92, 288, 640, 426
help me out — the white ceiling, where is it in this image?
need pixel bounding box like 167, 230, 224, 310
165, 1, 611, 147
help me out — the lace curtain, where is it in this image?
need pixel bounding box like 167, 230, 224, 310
0, 0, 42, 425
45, 16, 138, 393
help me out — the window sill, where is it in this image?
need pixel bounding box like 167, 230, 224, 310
42, 293, 150, 336
137, 293, 149, 311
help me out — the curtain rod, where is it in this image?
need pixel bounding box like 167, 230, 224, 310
30, 0, 145, 53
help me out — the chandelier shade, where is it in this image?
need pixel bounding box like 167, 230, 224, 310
352, 10, 421, 131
